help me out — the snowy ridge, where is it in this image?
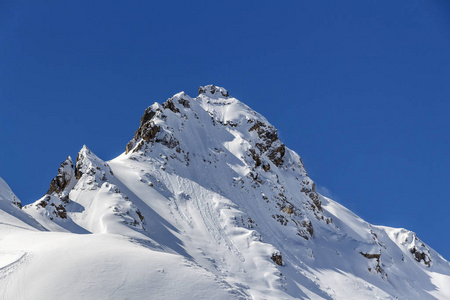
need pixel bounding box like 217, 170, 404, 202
0, 177, 22, 208
1, 85, 449, 299
0, 177, 44, 231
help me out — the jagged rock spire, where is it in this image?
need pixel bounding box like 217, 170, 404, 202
47, 156, 75, 200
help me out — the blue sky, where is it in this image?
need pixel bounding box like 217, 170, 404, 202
1, 1, 450, 258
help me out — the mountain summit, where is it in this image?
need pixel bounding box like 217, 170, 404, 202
1, 85, 449, 299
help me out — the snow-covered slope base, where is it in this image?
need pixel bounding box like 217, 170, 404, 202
1, 85, 449, 299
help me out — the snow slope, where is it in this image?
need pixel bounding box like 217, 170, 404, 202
0, 177, 45, 231
1, 85, 449, 299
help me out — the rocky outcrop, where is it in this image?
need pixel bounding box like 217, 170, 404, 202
125, 106, 161, 154
271, 252, 283, 266
178, 98, 190, 108
360, 252, 383, 274
248, 120, 286, 167
47, 156, 75, 201
410, 246, 431, 267
35, 156, 79, 219
125, 97, 186, 154
35, 194, 68, 220
198, 85, 229, 97
301, 182, 322, 212
161, 99, 180, 114
75, 146, 115, 188
268, 145, 285, 167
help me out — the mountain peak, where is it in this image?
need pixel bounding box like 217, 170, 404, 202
122, 85, 328, 242
198, 84, 229, 98
2, 86, 449, 299
75, 145, 113, 183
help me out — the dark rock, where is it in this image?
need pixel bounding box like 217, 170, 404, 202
360, 252, 382, 273
178, 98, 190, 108
55, 204, 67, 219
304, 220, 314, 237
249, 121, 285, 166
271, 253, 283, 266
126, 106, 165, 154
141, 124, 160, 142
249, 148, 262, 168
301, 185, 323, 213
130, 141, 145, 154
75, 152, 85, 179
125, 141, 136, 154
225, 121, 237, 127
38, 199, 48, 208
162, 99, 180, 114
249, 121, 267, 134
198, 85, 229, 97
268, 144, 285, 167
156, 134, 179, 149
360, 252, 381, 260
140, 107, 156, 125
136, 209, 144, 222
273, 214, 289, 226
47, 157, 74, 197
410, 247, 431, 267
297, 220, 314, 240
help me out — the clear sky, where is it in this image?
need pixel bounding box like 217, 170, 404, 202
1, 1, 450, 258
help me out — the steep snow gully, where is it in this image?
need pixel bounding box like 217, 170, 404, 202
0, 85, 449, 299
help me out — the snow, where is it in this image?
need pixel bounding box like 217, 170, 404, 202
0, 228, 237, 300
0, 86, 449, 299
0, 177, 21, 206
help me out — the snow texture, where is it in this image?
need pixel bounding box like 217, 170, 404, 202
0, 85, 449, 299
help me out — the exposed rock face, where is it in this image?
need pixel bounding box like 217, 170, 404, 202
125, 103, 178, 154
410, 246, 431, 267
248, 120, 286, 167
37, 156, 78, 219
301, 182, 322, 212
360, 252, 383, 274
75, 145, 115, 187
161, 99, 180, 114
178, 98, 190, 108
360, 252, 381, 260
47, 156, 75, 201
125, 93, 193, 155
35, 194, 68, 219
271, 253, 283, 266
198, 84, 229, 97
126, 106, 161, 154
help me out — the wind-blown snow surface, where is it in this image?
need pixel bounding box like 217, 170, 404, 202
1, 85, 449, 299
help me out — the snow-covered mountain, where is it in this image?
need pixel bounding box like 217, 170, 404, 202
1, 85, 449, 299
